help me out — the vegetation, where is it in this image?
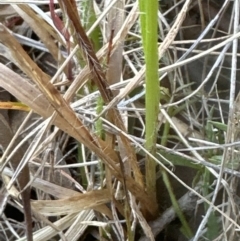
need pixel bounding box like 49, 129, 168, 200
0, 1, 240, 240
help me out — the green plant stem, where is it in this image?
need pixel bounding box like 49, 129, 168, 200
95, 96, 105, 188
139, 0, 160, 204
160, 109, 193, 238
162, 171, 193, 238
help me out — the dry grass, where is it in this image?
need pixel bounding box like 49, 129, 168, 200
0, 1, 240, 241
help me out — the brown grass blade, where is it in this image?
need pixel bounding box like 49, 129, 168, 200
0, 63, 155, 217
61, 0, 113, 103
63, 2, 139, 103
31, 177, 113, 219
0, 101, 30, 111
61, 0, 145, 194
32, 189, 111, 216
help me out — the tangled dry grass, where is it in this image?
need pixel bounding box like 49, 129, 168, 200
0, 0, 240, 241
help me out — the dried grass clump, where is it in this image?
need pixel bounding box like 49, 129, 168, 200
0, 1, 240, 241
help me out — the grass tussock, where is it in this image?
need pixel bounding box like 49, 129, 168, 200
0, 1, 240, 241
